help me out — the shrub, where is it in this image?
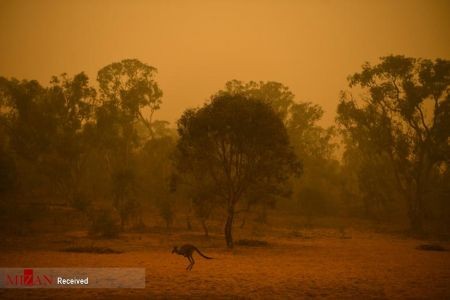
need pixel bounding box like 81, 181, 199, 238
89, 209, 120, 238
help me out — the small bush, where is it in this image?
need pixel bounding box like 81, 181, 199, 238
89, 209, 120, 238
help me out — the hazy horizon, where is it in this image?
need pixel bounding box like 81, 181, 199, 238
1, 0, 449, 127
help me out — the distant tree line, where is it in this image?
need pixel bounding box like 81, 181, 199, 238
337, 56, 450, 234
0, 55, 448, 245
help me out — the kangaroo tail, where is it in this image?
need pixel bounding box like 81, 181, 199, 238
194, 247, 213, 259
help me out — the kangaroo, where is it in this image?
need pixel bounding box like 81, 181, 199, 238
171, 244, 213, 270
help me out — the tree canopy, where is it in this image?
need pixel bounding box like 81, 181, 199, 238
176, 94, 301, 247
337, 55, 450, 232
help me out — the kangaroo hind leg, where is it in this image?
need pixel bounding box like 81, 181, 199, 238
188, 255, 195, 271
186, 256, 193, 270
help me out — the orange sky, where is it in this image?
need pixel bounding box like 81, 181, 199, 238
0, 0, 449, 127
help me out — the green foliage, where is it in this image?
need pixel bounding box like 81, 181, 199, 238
191, 184, 218, 223
156, 197, 175, 229
177, 94, 301, 201
176, 93, 301, 247
3, 54, 447, 239
0, 73, 96, 208
217, 80, 295, 121
112, 168, 139, 229
287, 102, 336, 160
217, 80, 338, 220
96, 59, 163, 228
0, 147, 16, 196
138, 135, 177, 227
97, 58, 162, 139
338, 55, 450, 233
217, 80, 336, 160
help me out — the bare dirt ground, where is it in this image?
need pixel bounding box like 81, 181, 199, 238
0, 228, 449, 299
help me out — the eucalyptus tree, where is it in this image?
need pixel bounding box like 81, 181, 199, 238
96, 59, 163, 228
176, 94, 301, 247
337, 55, 450, 232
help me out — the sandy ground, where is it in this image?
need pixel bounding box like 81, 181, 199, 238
0, 230, 449, 299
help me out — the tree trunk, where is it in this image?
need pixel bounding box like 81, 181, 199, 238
186, 200, 193, 230
186, 216, 192, 231
224, 207, 235, 248
240, 217, 246, 229
409, 187, 424, 234
259, 204, 268, 224
120, 213, 126, 231
201, 219, 209, 238
410, 211, 423, 234
409, 151, 432, 235
165, 218, 171, 230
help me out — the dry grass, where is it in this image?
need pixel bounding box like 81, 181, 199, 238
1, 227, 449, 299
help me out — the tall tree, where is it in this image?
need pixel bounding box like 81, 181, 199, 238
96, 59, 163, 228
97, 58, 162, 139
217, 80, 336, 220
337, 55, 450, 233
0, 73, 96, 208
46, 73, 97, 209
176, 94, 301, 247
